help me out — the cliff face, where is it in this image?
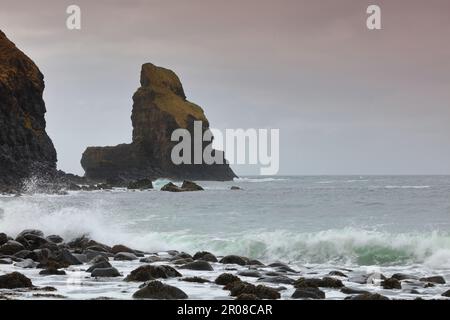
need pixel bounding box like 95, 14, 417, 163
81, 63, 236, 181
0, 31, 57, 190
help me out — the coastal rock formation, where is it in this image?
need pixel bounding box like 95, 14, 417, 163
0, 30, 57, 191
81, 63, 236, 182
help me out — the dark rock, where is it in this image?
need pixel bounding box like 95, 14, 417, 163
329, 271, 348, 278
80, 63, 236, 182
346, 293, 390, 300
220, 255, 248, 266
0, 240, 25, 255
17, 229, 44, 239
84, 250, 110, 261
87, 261, 112, 273
86, 245, 110, 253
0, 30, 57, 191
180, 260, 214, 271
17, 234, 49, 250
181, 277, 211, 284
161, 183, 184, 192
91, 267, 121, 278
257, 276, 295, 285
442, 290, 450, 297
215, 273, 241, 286
238, 270, 262, 278
125, 265, 182, 281
419, 276, 446, 284
14, 258, 38, 268
127, 179, 153, 190
192, 251, 218, 262
89, 255, 110, 264
255, 285, 281, 299
59, 249, 82, 265
139, 256, 162, 263
181, 180, 204, 191
236, 294, 259, 300
340, 287, 370, 295
247, 259, 264, 266
114, 252, 138, 261
382, 277, 402, 290
0, 272, 33, 288
391, 273, 418, 281
225, 281, 256, 296
0, 233, 7, 246
14, 250, 34, 259
349, 272, 386, 284
72, 253, 88, 263
294, 277, 344, 288
291, 287, 326, 299
230, 186, 242, 190
111, 244, 135, 254
0, 258, 13, 264
39, 268, 66, 276
171, 252, 192, 260
133, 281, 188, 299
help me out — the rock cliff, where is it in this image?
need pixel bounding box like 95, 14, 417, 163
81, 63, 236, 181
0, 30, 57, 191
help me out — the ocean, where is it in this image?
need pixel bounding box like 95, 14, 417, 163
1, 175, 450, 299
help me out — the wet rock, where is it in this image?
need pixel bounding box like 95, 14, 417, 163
87, 260, 112, 273
133, 281, 188, 299
291, 287, 325, 299
192, 251, 218, 262
219, 255, 248, 266
238, 270, 262, 278
127, 179, 153, 190
91, 267, 121, 278
125, 265, 182, 281
139, 256, 162, 263
255, 285, 280, 299
349, 272, 386, 284
0, 240, 25, 255
85, 250, 110, 261
382, 277, 402, 290
72, 253, 88, 263
0, 272, 33, 289
419, 276, 446, 284
329, 271, 348, 278
170, 252, 192, 260
346, 293, 390, 300
225, 281, 256, 296
391, 273, 418, 281
172, 258, 194, 265
257, 276, 295, 285
442, 290, 450, 297
180, 260, 214, 271
89, 255, 110, 264
16, 229, 44, 239
181, 180, 204, 191
114, 252, 138, 261
39, 268, 66, 276
0, 258, 13, 264
340, 287, 370, 295
236, 293, 259, 300
0, 233, 8, 246
59, 249, 82, 265
14, 250, 34, 259
161, 183, 184, 192
14, 258, 38, 269
230, 186, 242, 190
294, 277, 344, 288
215, 273, 241, 286
247, 259, 264, 266
181, 277, 211, 284
111, 244, 135, 255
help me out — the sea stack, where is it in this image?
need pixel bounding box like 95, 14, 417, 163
0, 30, 57, 192
81, 63, 236, 181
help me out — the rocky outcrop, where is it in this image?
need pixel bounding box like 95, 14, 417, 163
81, 63, 236, 182
0, 30, 57, 192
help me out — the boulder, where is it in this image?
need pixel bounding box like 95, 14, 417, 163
17, 229, 44, 239
346, 293, 390, 300
192, 251, 218, 262
257, 275, 295, 285
215, 273, 241, 286
291, 287, 326, 299
139, 256, 162, 263
86, 261, 112, 273
391, 273, 418, 281
91, 267, 121, 278
161, 183, 184, 192
0, 258, 13, 264
127, 179, 153, 190
0, 240, 25, 255
294, 277, 344, 288
419, 276, 446, 284
125, 265, 182, 282
442, 290, 450, 297
58, 249, 83, 265
219, 255, 248, 266
0, 272, 33, 289
0, 233, 8, 246
181, 277, 211, 284
111, 244, 135, 254
180, 260, 214, 271
254, 285, 281, 299
238, 270, 262, 278
181, 180, 204, 191
133, 281, 188, 299
39, 268, 66, 276
382, 277, 402, 290
230, 186, 242, 190
114, 252, 138, 261
329, 271, 348, 278
14, 258, 38, 268
236, 294, 259, 300
340, 287, 370, 295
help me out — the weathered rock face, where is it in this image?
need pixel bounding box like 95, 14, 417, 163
81, 63, 236, 182
0, 30, 57, 191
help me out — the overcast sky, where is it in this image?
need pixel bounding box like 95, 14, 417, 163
1, 0, 450, 175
